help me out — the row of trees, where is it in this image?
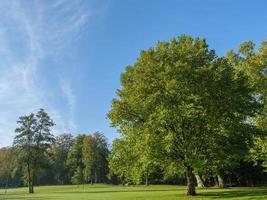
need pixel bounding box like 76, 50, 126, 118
0, 109, 109, 193
0, 35, 266, 196
107, 35, 267, 195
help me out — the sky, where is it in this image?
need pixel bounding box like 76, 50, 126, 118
0, 0, 267, 147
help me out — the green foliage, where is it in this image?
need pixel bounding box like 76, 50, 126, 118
108, 35, 260, 195
67, 132, 109, 185
52, 134, 73, 184
71, 167, 84, 185
82, 132, 109, 183
2, 35, 267, 194
13, 109, 55, 193
249, 136, 267, 168
0, 147, 15, 190
67, 134, 85, 185
227, 40, 267, 167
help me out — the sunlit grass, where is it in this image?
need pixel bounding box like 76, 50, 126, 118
0, 184, 266, 200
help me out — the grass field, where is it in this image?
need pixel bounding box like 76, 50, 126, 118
0, 184, 267, 200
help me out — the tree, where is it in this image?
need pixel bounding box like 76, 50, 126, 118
83, 135, 97, 184
34, 109, 55, 184
14, 113, 36, 193
108, 35, 259, 195
13, 109, 55, 193
109, 138, 136, 185
207, 123, 258, 188
67, 134, 85, 185
93, 132, 109, 183
82, 132, 109, 184
0, 147, 14, 194
227, 41, 267, 169
249, 135, 267, 169
110, 128, 161, 186
52, 133, 73, 184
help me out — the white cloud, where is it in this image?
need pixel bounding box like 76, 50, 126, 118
0, 0, 93, 147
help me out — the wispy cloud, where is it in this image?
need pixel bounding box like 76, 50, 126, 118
0, 0, 94, 147
59, 78, 77, 130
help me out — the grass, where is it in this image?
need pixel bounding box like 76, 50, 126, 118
0, 184, 266, 200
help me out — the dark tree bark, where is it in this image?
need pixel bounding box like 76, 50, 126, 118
186, 166, 196, 196
27, 163, 34, 193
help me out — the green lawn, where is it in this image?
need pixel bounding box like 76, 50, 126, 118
0, 184, 266, 200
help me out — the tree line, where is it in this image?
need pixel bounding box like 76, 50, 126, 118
0, 35, 266, 196
0, 109, 109, 193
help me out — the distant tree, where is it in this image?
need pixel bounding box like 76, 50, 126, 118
67, 134, 85, 185
82, 132, 109, 184
83, 135, 97, 184
109, 138, 136, 185
52, 133, 73, 184
93, 132, 109, 183
109, 128, 159, 185
0, 147, 14, 194
13, 109, 55, 193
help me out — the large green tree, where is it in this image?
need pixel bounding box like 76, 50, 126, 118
108, 35, 259, 195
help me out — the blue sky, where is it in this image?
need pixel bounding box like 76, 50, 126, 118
0, 0, 267, 147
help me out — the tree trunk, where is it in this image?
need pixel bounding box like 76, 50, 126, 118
186, 166, 196, 196
27, 163, 32, 193
122, 174, 125, 186
30, 174, 34, 194
214, 176, 219, 187
195, 174, 205, 188
95, 172, 98, 183
218, 175, 225, 188
5, 174, 9, 194
145, 173, 149, 186
30, 181, 34, 193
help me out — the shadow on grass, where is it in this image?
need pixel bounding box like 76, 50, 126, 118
53, 188, 181, 194
200, 188, 267, 199
0, 196, 46, 200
